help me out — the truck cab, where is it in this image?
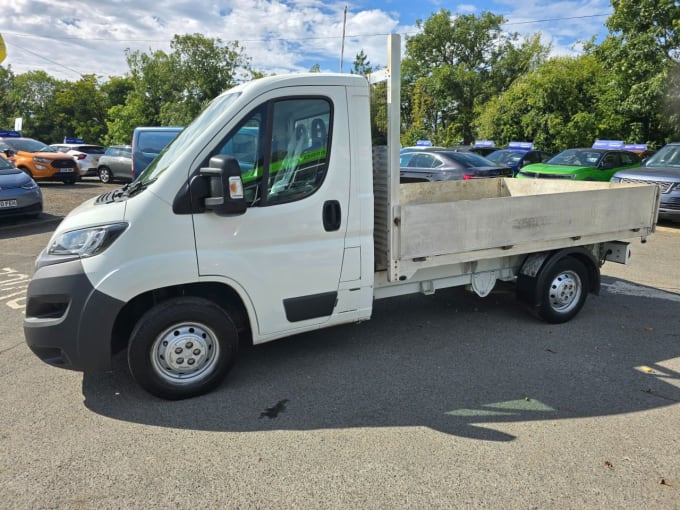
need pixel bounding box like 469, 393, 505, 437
24, 73, 376, 400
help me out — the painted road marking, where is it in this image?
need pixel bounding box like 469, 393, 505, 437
602, 280, 680, 303
1, 267, 29, 312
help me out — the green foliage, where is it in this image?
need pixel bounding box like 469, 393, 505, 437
109, 33, 253, 143
53, 75, 108, 143
351, 50, 373, 76
402, 9, 548, 145
476, 56, 615, 151
3, 70, 63, 142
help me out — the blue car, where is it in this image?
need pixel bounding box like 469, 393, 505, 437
486, 143, 552, 176
0, 156, 43, 218
610, 141, 680, 222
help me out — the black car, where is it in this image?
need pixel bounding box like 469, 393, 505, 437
400, 149, 513, 183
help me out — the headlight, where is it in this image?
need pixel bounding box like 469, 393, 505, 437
34, 157, 51, 163
610, 176, 621, 183
48, 223, 128, 257
21, 181, 38, 190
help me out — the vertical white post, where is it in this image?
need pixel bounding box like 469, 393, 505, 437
386, 34, 401, 281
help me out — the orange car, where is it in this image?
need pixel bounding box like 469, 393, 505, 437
0, 131, 80, 184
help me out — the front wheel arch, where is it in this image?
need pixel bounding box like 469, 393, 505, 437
18, 166, 33, 178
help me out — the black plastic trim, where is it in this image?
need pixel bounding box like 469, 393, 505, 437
283, 291, 337, 322
24, 258, 126, 372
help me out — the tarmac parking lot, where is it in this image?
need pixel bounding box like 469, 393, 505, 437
1, 179, 679, 509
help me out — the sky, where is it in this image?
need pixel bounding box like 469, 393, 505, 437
0, 0, 615, 81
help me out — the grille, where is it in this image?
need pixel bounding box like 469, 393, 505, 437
618, 177, 673, 193
51, 159, 76, 169
519, 172, 573, 180
662, 196, 680, 210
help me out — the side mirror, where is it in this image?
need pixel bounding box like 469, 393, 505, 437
190, 155, 247, 216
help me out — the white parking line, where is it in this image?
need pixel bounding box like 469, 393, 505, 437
602, 280, 680, 303
0, 267, 29, 312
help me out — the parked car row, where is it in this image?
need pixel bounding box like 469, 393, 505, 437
0, 131, 79, 184
399, 140, 679, 223
2, 128, 678, 222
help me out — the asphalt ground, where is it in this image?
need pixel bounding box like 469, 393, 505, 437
1, 179, 679, 509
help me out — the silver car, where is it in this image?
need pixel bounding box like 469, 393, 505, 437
610, 142, 680, 222
0, 157, 43, 218
51, 143, 106, 177
97, 145, 132, 183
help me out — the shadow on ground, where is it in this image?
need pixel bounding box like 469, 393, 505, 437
81, 280, 680, 441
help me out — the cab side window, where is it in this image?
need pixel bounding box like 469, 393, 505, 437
266, 98, 331, 205
214, 110, 264, 205
211, 97, 332, 207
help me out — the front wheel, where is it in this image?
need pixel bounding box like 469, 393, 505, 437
128, 297, 239, 400
536, 256, 589, 324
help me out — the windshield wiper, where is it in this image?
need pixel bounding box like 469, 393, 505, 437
124, 178, 157, 198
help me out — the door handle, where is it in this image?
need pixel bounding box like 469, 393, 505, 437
323, 200, 341, 231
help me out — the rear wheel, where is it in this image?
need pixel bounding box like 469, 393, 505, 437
536, 256, 589, 324
128, 297, 239, 400
98, 166, 113, 183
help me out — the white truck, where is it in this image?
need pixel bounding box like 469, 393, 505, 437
24, 36, 660, 400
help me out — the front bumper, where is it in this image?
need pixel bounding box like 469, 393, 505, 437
659, 195, 680, 221
23, 257, 125, 372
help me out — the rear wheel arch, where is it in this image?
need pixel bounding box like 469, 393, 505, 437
517, 248, 600, 322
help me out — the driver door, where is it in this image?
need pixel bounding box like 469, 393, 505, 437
193, 90, 349, 339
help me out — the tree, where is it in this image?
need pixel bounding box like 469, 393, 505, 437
109, 33, 254, 141
475, 55, 612, 152
401, 10, 548, 145
4, 70, 64, 142
351, 50, 373, 76
0, 66, 16, 129
589, 0, 680, 143
53, 75, 108, 143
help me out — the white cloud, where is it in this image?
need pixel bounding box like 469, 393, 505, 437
0, 0, 611, 81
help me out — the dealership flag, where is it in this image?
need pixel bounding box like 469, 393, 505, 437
0, 33, 6, 64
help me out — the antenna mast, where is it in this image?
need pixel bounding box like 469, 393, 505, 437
339, 5, 347, 72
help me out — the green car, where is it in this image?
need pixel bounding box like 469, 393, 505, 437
517, 148, 641, 181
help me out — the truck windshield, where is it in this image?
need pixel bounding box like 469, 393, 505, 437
138, 92, 242, 184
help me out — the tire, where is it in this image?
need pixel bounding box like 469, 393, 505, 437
536, 256, 589, 324
98, 166, 113, 184
128, 297, 239, 400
